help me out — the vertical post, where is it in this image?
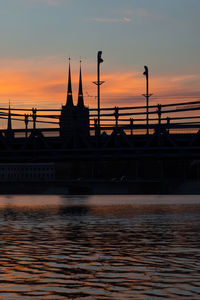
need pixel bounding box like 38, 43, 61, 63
97, 56, 100, 129
114, 106, 119, 129
130, 118, 134, 135
25, 114, 29, 138
157, 104, 162, 126
94, 118, 98, 137
32, 108, 37, 130
144, 66, 149, 134
167, 117, 170, 134
93, 51, 104, 136
143, 66, 152, 135
94, 118, 98, 148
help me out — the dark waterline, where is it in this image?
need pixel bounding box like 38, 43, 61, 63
0, 195, 200, 299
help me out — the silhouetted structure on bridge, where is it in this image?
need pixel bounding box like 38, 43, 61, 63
59, 60, 89, 137
5, 104, 14, 139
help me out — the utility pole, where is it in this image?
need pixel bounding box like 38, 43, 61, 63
93, 51, 104, 135
142, 66, 153, 135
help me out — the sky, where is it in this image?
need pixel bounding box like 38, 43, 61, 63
0, 0, 199, 115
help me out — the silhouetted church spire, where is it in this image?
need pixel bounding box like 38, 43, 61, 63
5, 102, 14, 138
77, 60, 84, 107
66, 58, 74, 108
7, 102, 12, 131
60, 59, 89, 137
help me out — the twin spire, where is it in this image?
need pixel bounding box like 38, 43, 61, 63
66, 59, 84, 108
78, 62, 84, 107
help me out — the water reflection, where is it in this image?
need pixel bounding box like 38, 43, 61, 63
0, 195, 199, 299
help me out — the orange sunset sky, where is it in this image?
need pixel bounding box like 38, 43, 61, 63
0, 0, 199, 128
0, 56, 199, 110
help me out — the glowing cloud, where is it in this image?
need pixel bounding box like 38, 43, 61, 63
88, 17, 132, 23
21, 0, 63, 6
0, 57, 199, 111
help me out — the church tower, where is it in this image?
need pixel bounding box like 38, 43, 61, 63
59, 60, 90, 138
75, 61, 89, 135
77, 62, 84, 108
66, 59, 74, 109
59, 59, 76, 137
5, 103, 14, 139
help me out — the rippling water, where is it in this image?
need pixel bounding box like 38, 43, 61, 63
0, 195, 200, 299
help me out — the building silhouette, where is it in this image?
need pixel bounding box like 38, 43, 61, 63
59, 60, 89, 137
5, 104, 14, 139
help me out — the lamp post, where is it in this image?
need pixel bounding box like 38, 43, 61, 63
93, 51, 104, 135
142, 66, 153, 135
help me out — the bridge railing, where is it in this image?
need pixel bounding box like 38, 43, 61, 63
0, 100, 200, 137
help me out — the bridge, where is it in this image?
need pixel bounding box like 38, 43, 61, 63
0, 99, 200, 161
0, 56, 199, 193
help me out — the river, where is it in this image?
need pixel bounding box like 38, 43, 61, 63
0, 195, 199, 299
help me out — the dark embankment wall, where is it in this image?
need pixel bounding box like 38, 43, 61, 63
55, 157, 199, 181
0, 157, 199, 194
53, 157, 200, 194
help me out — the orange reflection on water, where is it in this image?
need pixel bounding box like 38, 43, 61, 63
0, 195, 200, 298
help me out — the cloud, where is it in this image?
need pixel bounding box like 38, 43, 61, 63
0, 57, 199, 111
170, 74, 198, 83
88, 17, 131, 23
41, 0, 61, 6
43, 83, 66, 94
122, 17, 132, 23
0, 57, 199, 129
19, 0, 64, 7
131, 8, 162, 19
122, 8, 181, 26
